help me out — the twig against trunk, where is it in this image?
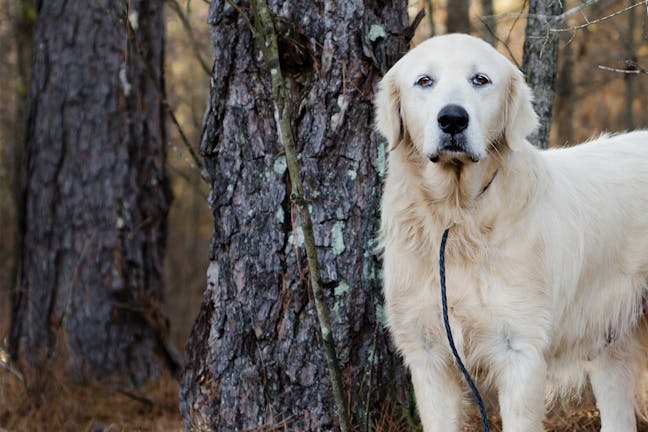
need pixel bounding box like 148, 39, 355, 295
245, 2, 352, 432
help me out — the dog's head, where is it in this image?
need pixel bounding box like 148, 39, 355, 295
375, 34, 538, 165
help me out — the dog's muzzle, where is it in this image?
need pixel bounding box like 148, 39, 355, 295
429, 104, 479, 163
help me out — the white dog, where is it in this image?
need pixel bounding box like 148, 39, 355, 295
375, 33, 648, 432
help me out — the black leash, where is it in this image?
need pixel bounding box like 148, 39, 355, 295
439, 227, 490, 432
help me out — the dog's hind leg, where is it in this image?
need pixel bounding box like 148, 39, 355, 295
589, 345, 638, 432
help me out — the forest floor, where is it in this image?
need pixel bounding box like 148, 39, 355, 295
0, 369, 183, 432
465, 409, 648, 432
1, 363, 648, 432
374, 397, 648, 432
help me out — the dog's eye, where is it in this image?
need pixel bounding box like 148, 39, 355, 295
415, 75, 435, 88
471, 73, 491, 87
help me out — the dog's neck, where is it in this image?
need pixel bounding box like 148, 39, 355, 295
384, 139, 543, 245
383, 144, 532, 263
415, 149, 503, 212
477, 168, 499, 197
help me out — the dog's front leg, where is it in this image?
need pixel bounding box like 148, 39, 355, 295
589, 347, 637, 432
496, 348, 546, 432
409, 354, 463, 432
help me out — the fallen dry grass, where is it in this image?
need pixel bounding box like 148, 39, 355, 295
464, 406, 648, 432
469, 405, 648, 432
376, 398, 648, 432
2, 360, 648, 432
0, 364, 183, 432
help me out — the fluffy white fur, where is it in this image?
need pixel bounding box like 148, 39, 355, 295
375, 33, 648, 432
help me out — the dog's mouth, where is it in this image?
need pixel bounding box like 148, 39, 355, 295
429, 135, 480, 164
442, 139, 465, 153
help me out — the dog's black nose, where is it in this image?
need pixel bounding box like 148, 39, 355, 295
438, 105, 469, 135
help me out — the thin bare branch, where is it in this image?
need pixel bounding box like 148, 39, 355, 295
478, 16, 521, 68
406, 8, 426, 42
484, 0, 612, 21
504, 0, 527, 57
164, 97, 210, 182
561, 0, 602, 19
165, 0, 211, 76
166, 162, 209, 199
551, 0, 647, 32
598, 64, 648, 74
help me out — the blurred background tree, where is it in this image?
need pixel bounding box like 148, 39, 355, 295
1, 0, 35, 360
447, 0, 471, 33
10, 0, 180, 382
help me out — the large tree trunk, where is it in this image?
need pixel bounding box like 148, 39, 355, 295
0, 0, 35, 333
446, 0, 471, 34
424, 0, 436, 37
624, 0, 636, 130
10, 0, 177, 384
522, 0, 564, 149
556, 40, 575, 146
11, 0, 35, 304
480, 0, 496, 46
180, 1, 410, 430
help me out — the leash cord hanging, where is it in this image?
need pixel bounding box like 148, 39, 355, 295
439, 227, 490, 432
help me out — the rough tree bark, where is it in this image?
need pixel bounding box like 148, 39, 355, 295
180, 0, 410, 430
10, 0, 177, 383
522, 0, 564, 149
446, 0, 471, 34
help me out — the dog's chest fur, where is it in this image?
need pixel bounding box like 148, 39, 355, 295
383, 224, 551, 369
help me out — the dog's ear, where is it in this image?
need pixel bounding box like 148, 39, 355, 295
374, 71, 403, 151
504, 68, 538, 151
